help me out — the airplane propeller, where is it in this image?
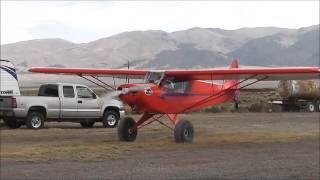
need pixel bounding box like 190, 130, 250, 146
102, 85, 150, 100
120, 85, 150, 94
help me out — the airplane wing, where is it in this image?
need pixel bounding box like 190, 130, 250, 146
29, 67, 148, 79
165, 67, 320, 81
30, 66, 320, 81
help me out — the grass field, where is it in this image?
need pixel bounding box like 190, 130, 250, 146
1, 113, 318, 162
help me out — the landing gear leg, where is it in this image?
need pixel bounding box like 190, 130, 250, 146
118, 113, 194, 143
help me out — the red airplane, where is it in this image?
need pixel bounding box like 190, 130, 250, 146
30, 59, 320, 143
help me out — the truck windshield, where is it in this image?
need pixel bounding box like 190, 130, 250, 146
38, 85, 59, 97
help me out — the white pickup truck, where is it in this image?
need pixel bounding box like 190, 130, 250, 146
0, 60, 125, 129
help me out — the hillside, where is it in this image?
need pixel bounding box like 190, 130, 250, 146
1, 25, 319, 72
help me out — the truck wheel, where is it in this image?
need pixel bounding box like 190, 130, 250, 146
174, 120, 194, 143
3, 118, 22, 129
26, 112, 45, 129
102, 110, 119, 128
80, 120, 95, 128
306, 102, 316, 112
118, 117, 137, 142
316, 102, 320, 112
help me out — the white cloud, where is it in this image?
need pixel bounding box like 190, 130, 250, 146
1, 1, 319, 44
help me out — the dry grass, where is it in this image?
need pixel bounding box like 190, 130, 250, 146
1, 130, 318, 163
2, 112, 318, 163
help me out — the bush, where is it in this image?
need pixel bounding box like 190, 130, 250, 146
203, 106, 221, 113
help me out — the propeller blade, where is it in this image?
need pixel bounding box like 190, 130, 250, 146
101, 90, 123, 100
121, 85, 150, 94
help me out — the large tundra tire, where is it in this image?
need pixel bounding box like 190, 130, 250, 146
102, 110, 119, 128
118, 117, 137, 142
3, 118, 22, 129
174, 120, 194, 143
80, 119, 95, 128
26, 112, 45, 129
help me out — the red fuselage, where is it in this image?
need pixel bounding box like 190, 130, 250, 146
118, 80, 237, 114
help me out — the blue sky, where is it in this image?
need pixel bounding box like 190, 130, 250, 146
1, 1, 319, 44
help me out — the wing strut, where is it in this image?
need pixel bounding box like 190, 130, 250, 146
78, 75, 116, 91
134, 114, 175, 131
90, 75, 116, 90
181, 75, 269, 113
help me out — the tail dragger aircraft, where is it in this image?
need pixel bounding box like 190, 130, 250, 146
30, 59, 320, 143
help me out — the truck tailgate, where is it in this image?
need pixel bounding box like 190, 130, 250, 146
0, 96, 12, 110
0, 96, 14, 118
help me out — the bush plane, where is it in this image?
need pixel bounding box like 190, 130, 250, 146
30, 59, 320, 143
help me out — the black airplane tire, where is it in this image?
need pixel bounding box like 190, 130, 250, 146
118, 117, 137, 142
174, 120, 194, 143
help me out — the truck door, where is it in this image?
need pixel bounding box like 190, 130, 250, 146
76, 86, 100, 118
61, 85, 78, 118
38, 84, 61, 118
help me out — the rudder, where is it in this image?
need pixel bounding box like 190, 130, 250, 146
223, 59, 239, 90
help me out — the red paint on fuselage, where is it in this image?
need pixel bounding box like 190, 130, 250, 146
119, 80, 237, 114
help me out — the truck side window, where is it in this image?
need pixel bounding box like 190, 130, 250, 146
38, 85, 58, 97
63, 86, 75, 98
76, 86, 95, 99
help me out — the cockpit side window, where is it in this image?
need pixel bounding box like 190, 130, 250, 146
161, 78, 192, 93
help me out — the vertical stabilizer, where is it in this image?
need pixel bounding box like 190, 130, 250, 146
223, 59, 239, 90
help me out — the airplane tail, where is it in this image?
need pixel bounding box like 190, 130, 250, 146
223, 59, 239, 90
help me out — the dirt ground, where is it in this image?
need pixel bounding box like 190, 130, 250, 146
0, 113, 319, 180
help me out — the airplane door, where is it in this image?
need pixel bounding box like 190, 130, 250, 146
76, 86, 100, 118
61, 85, 78, 118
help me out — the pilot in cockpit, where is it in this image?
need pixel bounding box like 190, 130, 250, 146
161, 78, 175, 90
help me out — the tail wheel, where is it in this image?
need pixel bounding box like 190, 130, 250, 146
102, 110, 119, 128
118, 117, 137, 142
174, 119, 194, 143
3, 118, 22, 129
26, 112, 45, 129
306, 102, 316, 112
80, 120, 95, 128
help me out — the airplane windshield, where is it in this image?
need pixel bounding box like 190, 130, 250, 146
144, 71, 165, 85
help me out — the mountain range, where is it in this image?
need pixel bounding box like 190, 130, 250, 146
1, 25, 319, 72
